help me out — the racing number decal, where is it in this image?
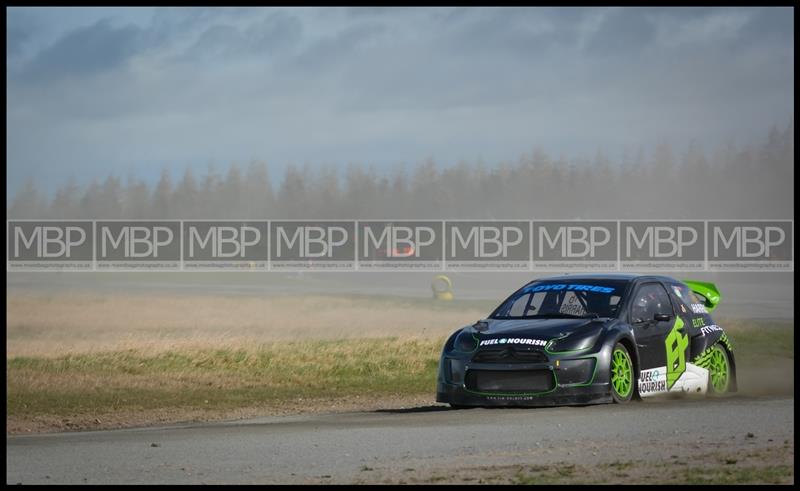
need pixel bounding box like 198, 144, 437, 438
665, 317, 688, 390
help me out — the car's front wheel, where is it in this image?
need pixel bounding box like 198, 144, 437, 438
610, 343, 634, 404
707, 344, 731, 395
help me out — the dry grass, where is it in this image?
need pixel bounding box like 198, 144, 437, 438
7, 337, 446, 433
7, 292, 489, 357
7, 292, 481, 433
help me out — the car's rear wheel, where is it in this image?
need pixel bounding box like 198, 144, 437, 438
707, 344, 731, 395
610, 343, 634, 404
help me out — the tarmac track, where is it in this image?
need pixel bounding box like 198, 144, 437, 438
6, 395, 794, 484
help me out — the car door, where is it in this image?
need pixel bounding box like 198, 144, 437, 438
629, 282, 677, 371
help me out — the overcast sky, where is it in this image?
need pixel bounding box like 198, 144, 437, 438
6, 7, 794, 196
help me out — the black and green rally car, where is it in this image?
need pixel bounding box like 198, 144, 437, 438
437, 274, 735, 407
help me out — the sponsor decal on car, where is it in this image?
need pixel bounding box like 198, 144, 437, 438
486, 395, 541, 401
690, 303, 709, 314
638, 363, 709, 397
638, 368, 667, 394
700, 324, 723, 335
524, 283, 616, 294
665, 317, 689, 390
479, 338, 547, 347
559, 300, 585, 316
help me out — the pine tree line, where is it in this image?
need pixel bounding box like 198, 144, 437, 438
8, 121, 793, 220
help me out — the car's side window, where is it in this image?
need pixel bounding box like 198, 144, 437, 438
630, 283, 674, 324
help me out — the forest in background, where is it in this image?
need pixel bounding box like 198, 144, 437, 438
7, 121, 793, 220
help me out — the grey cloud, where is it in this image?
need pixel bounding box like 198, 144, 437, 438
6, 9, 41, 58
344, 7, 414, 18
735, 7, 793, 46
584, 8, 656, 55
18, 19, 144, 83
7, 22, 33, 58
151, 7, 259, 31
188, 23, 240, 59
293, 21, 386, 71
650, 6, 790, 46
245, 12, 303, 52
183, 11, 303, 62
439, 10, 547, 55
428, 8, 608, 62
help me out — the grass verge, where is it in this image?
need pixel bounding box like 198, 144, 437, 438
7, 337, 444, 433
6, 317, 793, 434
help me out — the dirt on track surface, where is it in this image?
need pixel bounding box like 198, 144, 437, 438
6, 395, 793, 484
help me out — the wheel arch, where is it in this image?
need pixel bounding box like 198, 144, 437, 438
719, 342, 738, 393
692, 331, 738, 394
615, 335, 640, 381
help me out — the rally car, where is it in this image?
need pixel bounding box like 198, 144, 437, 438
436, 274, 736, 407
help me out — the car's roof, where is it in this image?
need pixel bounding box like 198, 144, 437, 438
532, 273, 679, 283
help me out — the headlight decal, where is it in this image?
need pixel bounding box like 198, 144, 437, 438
546, 330, 601, 354
453, 330, 479, 353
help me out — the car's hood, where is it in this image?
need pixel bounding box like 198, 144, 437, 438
472, 317, 613, 343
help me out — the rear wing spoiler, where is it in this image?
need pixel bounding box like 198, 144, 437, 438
682, 280, 721, 312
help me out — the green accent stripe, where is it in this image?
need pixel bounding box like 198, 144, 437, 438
693, 334, 735, 370
719, 333, 734, 351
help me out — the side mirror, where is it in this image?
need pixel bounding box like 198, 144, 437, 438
654, 313, 672, 322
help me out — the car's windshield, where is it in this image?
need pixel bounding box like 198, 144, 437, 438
490, 280, 628, 319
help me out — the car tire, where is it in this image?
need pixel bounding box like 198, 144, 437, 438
707, 344, 731, 395
610, 342, 634, 404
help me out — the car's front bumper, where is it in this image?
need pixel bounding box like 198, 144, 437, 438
436, 348, 614, 407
